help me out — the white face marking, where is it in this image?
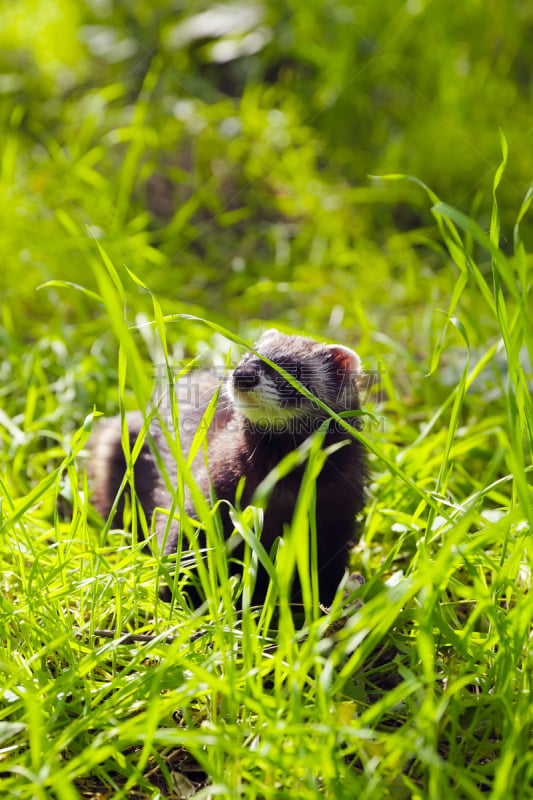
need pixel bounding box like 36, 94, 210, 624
229, 373, 308, 425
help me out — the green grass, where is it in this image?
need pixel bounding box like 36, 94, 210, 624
1, 2, 533, 798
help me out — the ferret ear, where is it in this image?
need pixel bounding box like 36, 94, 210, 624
325, 344, 361, 375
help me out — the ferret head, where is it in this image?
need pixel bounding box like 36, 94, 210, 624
227, 329, 362, 431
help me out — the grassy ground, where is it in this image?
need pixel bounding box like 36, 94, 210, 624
1, 2, 533, 798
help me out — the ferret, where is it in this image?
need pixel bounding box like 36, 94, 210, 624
90, 329, 366, 605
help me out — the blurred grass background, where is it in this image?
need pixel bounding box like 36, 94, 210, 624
2, 0, 531, 501
3, 0, 533, 326
2, 0, 532, 428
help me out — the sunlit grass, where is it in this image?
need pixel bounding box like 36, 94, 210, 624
2, 172, 532, 796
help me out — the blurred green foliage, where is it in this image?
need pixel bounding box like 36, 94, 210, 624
1, 0, 531, 440
2, 0, 532, 323
1, 0, 531, 489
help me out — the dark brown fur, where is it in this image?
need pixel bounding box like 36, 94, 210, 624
90, 330, 366, 605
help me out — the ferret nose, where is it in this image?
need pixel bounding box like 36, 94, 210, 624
233, 367, 259, 392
